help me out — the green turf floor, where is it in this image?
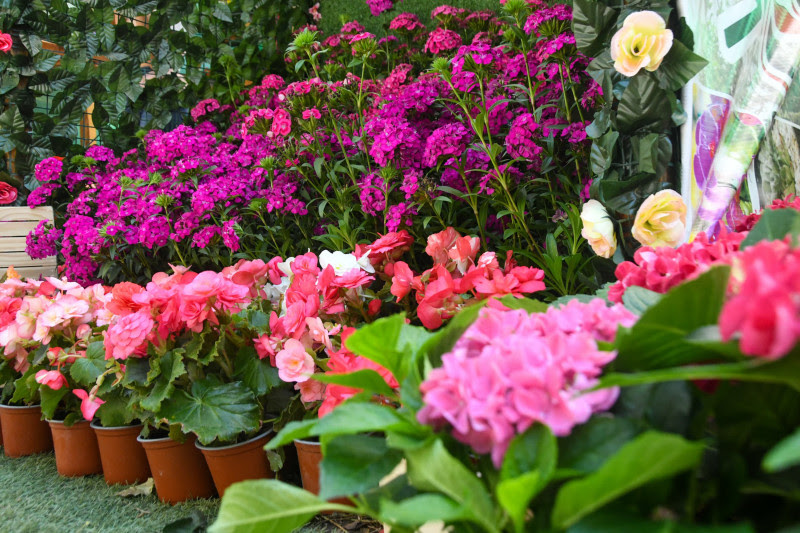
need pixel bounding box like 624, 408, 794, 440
0, 450, 356, 532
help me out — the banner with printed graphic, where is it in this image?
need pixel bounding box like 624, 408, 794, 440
680, 0, 800, 236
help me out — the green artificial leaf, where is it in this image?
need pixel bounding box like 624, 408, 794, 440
209, 479, 352, 533
159, 379, 260, 445
345, 314, 434, 384
636, 133, 659, 174
498, 425, 557, 533
40, 386, 68, 420
314, 369, 396, 398
615, 75, 671, 133
621, 286, 662, 316
655, 40, 708, 91
406, 439, 500, 533
380, 494, 465, 527
741, 208, 800, 249
590, 130, 619, 176
267, 402, 409, 448
763, 427, 800, 472
586, 51, 614, 101
319, 434, 403, 499
233, 347, 280, 397
139, 350, 186, 412
572, 0, 618, 57
552, 432, 704, 529
614, 267, 733, 371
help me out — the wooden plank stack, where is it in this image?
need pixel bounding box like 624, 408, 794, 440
0, 207, 58, 279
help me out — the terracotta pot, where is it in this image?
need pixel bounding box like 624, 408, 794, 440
138, 433, 215, 504
0, 404, 53, 457
48, 419, 103, 477
91, 422, 150, 485
197, 430, 274, 497
294, 439, 353, 509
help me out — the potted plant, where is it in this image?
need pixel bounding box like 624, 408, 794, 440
105, 263, 292, 500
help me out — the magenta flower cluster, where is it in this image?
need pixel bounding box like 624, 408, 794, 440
418, 299, 637, 466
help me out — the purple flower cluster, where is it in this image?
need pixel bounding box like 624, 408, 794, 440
26, 221, 63, 260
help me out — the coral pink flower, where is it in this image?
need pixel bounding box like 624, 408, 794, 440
73, 389, 105, 421
296, 378, 326, 403
365, 230, 414, 265
448, 235, 480, 274
276, 338, 315, 382
104, 310, 154, 360
425, 227, 460, 264
182, 271, 224, 301
106, 282, 145, 316
390, 261, 414, 301
35, 369, 68, 390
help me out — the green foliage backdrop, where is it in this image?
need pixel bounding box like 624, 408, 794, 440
0, 0, 311, 194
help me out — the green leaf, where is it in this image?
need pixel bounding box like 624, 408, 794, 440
233, 348, 280, 397
209, 480, 352, 533
559, 417, 640, 474
614, 267, 733, 371
267, 402, 409, 448
380, 494, 465, 527
552, 432, 704, 529
345, 314, 434, 384
319, 434, 403, 499
498, 425, 557, 533
621, 286, 662, 316
40, 386, 68, 420
406, 439, 500, 533
96, 394, 136, 428
213, 2, 233, 22
69, 341, 107, 386
590, 130, 618, 176
741, 208, 800, 249
159, 379, 260, 445
139, 350, 186, 412
314, 369, 396, 398
615, 75, 671, 133
572, 0, 618, 57
655, 40, 708, 91
763, 427, 800, 472
567, 508, 755, 533
497, 295, 548, 314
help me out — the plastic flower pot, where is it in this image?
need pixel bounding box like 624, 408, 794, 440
196, 429, 274, 497
91, 421, 150, 485
0, 404, 53, 457
294, 438, 353, 509
138, 433, 215, 504
48, 419, 103, 477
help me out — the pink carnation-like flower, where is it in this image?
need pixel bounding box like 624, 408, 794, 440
276, 338, 315, 382
719, 240, 800, 360
35, 369, 68, 390
390, 12, 424, 31
418, 302, 632, 466
366, 0, 393, 16
424, 28, 462, 55
302, 108, 322, 120
104, 310, 154, 360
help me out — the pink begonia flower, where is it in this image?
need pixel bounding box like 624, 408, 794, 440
104, 310, 154, 360
182, 271, 223, 301
448, 235, 480, 274
295, 378, 326, 403
425, 227, 460, 264
418, 302, 635, 466
390, 261, 415, 301
276, 338, 315, 383
35, 369, 68, 390
73, 389, 105, 421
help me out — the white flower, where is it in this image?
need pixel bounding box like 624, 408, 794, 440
277, 257, 295, 278
580, 200, 617, 259
319, 250, 369, 275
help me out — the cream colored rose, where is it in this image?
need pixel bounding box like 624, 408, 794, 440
580, 200, 617, 259
632, 189, 687, 248
610, 11, 673, 77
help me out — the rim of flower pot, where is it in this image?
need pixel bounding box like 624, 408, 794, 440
195, 426, 274, 451
46, 418, 91, 426
90, 420, 144, 431
294, 436, 320, 446
0, 402, 41, 410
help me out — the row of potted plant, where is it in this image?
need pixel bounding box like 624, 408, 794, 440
0, 224, 548, 503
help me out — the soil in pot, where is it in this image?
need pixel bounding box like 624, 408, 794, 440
294, 438, 353, 509
91, 421, 150, 485
197, 429, 274, 497
48, 419, 103, 477
0, 404, 53, 457
138, 432, 215, 504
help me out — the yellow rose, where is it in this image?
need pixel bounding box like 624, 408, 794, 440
610, 11, 673, 77
580, 200, 617, 259
632, 189, 687, 248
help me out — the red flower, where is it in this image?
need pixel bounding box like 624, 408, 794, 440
0, 182, 18, 204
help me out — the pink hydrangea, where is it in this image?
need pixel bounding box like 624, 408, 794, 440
418, 302, 633, 466
424, 28, 462, 55
104, 310, 154, 360
719, 240, 800, 359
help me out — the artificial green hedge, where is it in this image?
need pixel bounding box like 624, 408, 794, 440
319, 0, 500, 35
